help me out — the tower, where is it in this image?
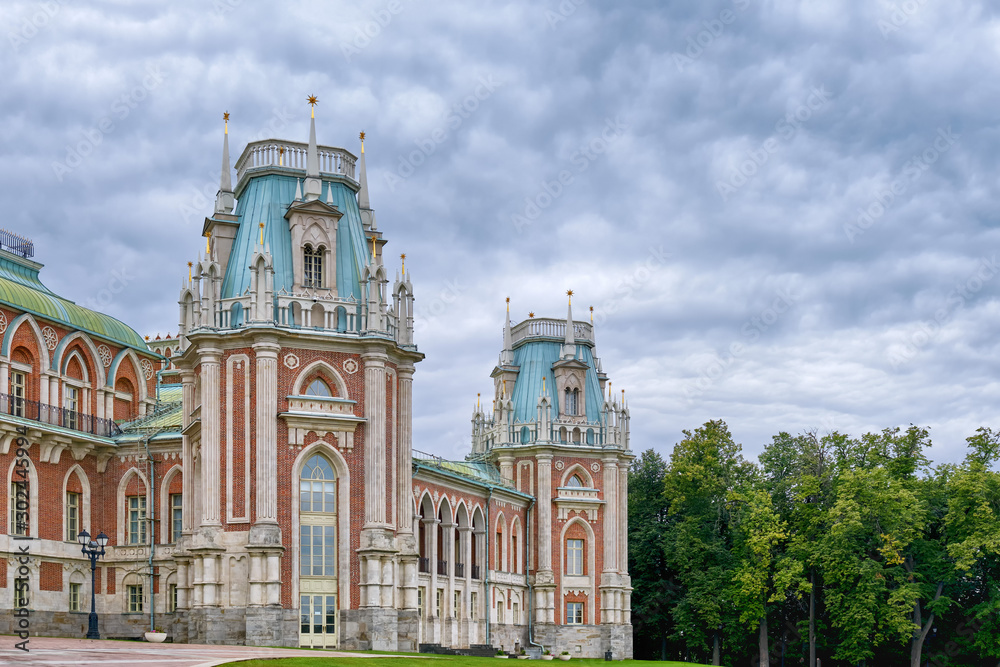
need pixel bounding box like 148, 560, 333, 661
173, 102, 422, 649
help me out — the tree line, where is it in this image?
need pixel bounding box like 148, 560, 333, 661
627, 420, 1000, 666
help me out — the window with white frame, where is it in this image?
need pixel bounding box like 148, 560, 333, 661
566, 538, 584, 576
471, 592, 478, 621
69, 582, 81, 612
66, 491, 79, 542
14, 578, 28, 608
11, 371, 26, 417
304, 245, 325, 288
418, 587, 425, 618
65, 386, 80, 430
10, 482, 27, 536
454, 591, 460, 618
128, 495, 147, 545
127, 584, 143, 613
566, 601, 583, 625
512, 601, 519, 625
170, 494, 182, 543
565, 387, 579, 416
435, 589, 443, 618
168, 583, 177, 612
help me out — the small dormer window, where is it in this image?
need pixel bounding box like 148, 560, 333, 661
305, 378, 332, 397
567, 475, 584, 488
565, 387, 579, 416
304, 244, 325, 288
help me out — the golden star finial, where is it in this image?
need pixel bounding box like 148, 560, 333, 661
145, 335, 150, 341
360, 131, 366, 143
528, 312, 535, 318
307, 95, 318, 106
223, 111, 230, 122
567, 289, 574, 297
400, 253, 406, 274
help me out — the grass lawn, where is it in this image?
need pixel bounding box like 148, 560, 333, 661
219, 658, 710, 667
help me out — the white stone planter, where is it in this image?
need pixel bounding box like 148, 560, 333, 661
558, 655, 571, 661
542, 655, 555, 661
144, 632, 166, 643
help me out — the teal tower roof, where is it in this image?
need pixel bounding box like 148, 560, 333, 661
509, 339, 603, 422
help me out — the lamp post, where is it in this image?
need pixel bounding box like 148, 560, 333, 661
78, 529, 108, 640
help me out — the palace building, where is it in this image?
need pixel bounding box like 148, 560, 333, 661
0, 104, 633, 658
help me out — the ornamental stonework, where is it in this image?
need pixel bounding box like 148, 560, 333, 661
98, 344, 113, 367
41, 325, 58, 350
284, 353, 300, 369
343, 358, 359, 374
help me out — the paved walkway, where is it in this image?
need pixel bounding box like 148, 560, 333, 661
0, 636, 411, 667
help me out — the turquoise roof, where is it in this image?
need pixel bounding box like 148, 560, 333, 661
509, 340, 603, 422
0, 251, 149, 351
221, 174, 370, 304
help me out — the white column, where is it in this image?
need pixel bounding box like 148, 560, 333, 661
396, 365, 415, 533
0, 361, 8, 395
619, 462, 628, 574
200, 349, 222, 525
180, 371, 195, 533
602, 458, 619, 572
253, 339, 280, 523
536, 454, 552, 571
362, 350, 387, 527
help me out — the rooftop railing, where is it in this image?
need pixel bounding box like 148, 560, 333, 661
234, 139, 357, 184
510, 318, 593, 346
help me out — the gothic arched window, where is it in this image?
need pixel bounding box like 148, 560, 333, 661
304, 244, 325, 288
567, 475, 584, 488
565, 387, 579, 416
305, 378, 332, 397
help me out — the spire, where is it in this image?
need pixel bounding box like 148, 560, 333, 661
304, 95, 321, 201
500, 297, 514, 366
358, 131, 371, 210
561, 289, 576, 359
294, 178, 303, 201
214, 111, 235, 214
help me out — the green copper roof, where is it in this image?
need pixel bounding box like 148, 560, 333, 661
221, 174, 370, 305
0, 251, 149, 351
509, 340, 603, 423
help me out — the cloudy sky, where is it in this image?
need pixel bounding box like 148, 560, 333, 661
2, 0, 998, 465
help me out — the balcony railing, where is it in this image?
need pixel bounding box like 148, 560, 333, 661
0, 394, 122, 437
455, 562, 465, 578
471, 564, 481, 580
437, 559, 449, 576
418, 557, 430, 574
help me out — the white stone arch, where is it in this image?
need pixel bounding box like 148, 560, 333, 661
1, 312, 51, 370
493, 510, 507, 572
117, 467, 150, 546
417, 490, 436, 562
560, 464, 594, 488
62, 464, 92, 539
291, 359, 349, 399
53, 331, 106, 387
62, 349, 90, 382
290, 440, 351, 607
510, 515, 524, 574
108, 348, 150, 403
6, 455, 38, 538
159, 464, 182, 544
559, 515, 597, 625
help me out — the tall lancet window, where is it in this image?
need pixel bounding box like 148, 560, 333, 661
304, 245, 325, 288
565, 387, 579, 416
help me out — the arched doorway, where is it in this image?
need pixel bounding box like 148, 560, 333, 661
299, 453, 338, 647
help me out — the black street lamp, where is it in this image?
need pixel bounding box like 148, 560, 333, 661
78, 529, 108, 640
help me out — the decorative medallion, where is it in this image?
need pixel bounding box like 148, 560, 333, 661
591, 462, 601, 473
98, 344, 113, 368
0, 311, 7, 334
284, 353, 300, 370
343, 358, 359, 374
554, 460, 565, 471
140, 359, 154, 380
41, 326, 58, 350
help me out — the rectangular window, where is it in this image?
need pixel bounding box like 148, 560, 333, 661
14, 578, 28, 608
567, 539, 584, 576
454, 591, 460, 618
567, 602, 583, 625
65, 386, 79, 430
436, 589, 442, 618
299, 524, 336, 577
66, 492, 79, 542
11, 371, 26, 417
471, 592, 478, 621
127, 584, 143, 613
128, 495, 147, 545
495, 533, 502, 571
10, 481, 27, 536
170, 494, 183, 543
418, 587, 425, 618
512, 601, 519, 625
168, 583, 177, 612
69, 582, 81, 612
